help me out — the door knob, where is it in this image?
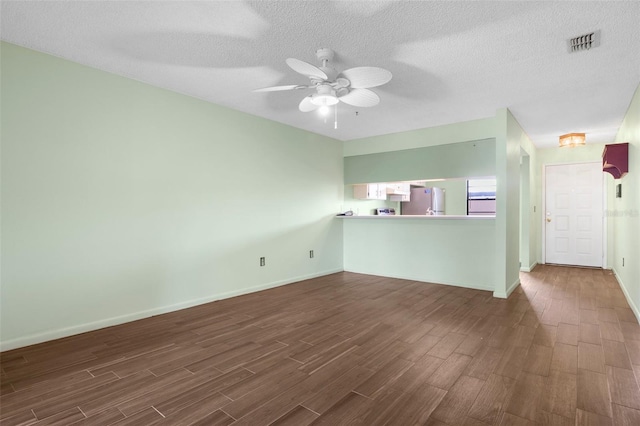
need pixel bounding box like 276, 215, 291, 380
546, 218, 552, 222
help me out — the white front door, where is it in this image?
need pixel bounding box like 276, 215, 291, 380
545, 162, 603, 267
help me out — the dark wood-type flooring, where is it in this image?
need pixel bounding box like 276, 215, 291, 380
2, 265, 640, 425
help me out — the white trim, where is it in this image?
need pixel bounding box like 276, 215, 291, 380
520, 262, 538, 273
613, 268, 640, 324
342, 269, 494, 293
541, 163, 546, 264
542, 161, 605, 268
0, 268, 343, 352
602, 171, 608, 269
493, 278, 521, 299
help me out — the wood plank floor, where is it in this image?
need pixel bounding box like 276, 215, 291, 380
2, 265, 640, 425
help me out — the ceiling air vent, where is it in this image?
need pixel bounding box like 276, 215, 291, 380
568, 30, 600, 53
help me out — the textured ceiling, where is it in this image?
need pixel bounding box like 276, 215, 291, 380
2, 1, 639, 147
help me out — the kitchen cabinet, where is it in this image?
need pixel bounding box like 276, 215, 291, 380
386, 183, 410, 201
386, 183, 410, 195
389, 193, 410, 202
353, 183, 387, 200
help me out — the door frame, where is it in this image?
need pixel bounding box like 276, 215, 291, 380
541, 161, 608, 268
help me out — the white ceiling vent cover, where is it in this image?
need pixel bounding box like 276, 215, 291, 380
568, 30, 601, 53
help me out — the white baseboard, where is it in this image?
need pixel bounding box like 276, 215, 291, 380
612, 268, 640, 324
493, 278, 521, 299
342, 269, 495, 293
520, 262, 538, 272
0, 268, 343, 352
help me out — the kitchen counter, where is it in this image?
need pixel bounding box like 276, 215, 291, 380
337, 214, 495, 220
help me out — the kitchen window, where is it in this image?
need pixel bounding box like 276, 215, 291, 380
467, 178, 496, 215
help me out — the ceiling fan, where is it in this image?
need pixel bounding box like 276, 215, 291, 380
254, 48, 392, 112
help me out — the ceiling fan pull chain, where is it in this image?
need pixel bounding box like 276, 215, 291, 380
334, 103, 338, 129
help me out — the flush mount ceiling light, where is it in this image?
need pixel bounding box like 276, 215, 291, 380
559, 133, 586, 147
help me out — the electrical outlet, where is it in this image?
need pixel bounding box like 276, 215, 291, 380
260, 257, 265, 267
310, 250, 314, 259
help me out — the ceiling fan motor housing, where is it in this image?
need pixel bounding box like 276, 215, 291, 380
316, 48, 338, 80
316, 48, 335, 62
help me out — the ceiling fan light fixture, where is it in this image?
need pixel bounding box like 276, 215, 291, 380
311, 85, 339, 106
559, 133, 586, 147
318, 105, 331, 116
311, 93, 339, 106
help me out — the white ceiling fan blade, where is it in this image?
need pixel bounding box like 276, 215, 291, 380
299, 96, 319, 112
253, 85, 308, 92
286, 58, 328, 80
339, 89, 380, 107
340, 67, 392, 89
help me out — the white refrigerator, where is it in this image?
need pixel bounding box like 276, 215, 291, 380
400, 187, 445, 215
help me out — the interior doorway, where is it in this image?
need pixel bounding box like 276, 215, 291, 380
543, 162, 603, 267
520, 153, 533, 271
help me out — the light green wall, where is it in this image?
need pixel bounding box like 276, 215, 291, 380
519, 124, 538, 273
341, 119, 499, 290
494, 109, 524, 297
0, 42, 344, 350
611, 83, 640, 321
537, 143, 608, 164
344, 139, 496, 184
343, 117, 496, 156
341, 110, 532, 294
520, 156, 531, 270
343, 218, 496, 290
